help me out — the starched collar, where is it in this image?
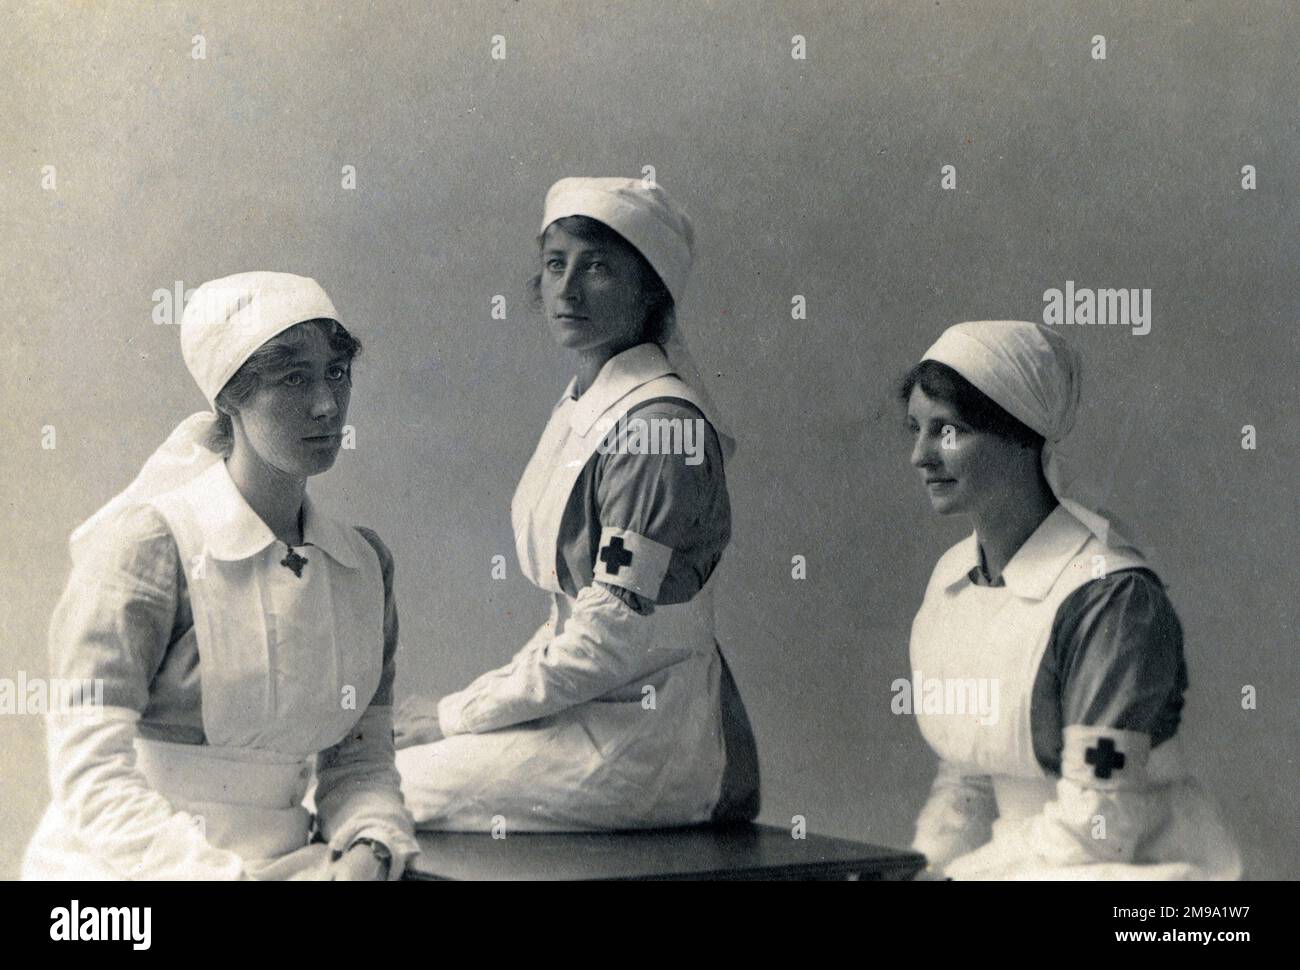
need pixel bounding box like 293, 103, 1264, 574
190, 460, 361, 568
562, 342, 677, 436
932, 504, 1094, 601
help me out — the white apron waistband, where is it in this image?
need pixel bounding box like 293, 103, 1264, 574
135, 738, 313, 860
135, 737, 312, 809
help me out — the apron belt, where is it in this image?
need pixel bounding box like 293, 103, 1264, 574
135, 738, 314, 860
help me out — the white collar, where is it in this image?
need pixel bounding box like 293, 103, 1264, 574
191, 461, 361, 568
565, 343, 677, 436
933, 504, 1093, 601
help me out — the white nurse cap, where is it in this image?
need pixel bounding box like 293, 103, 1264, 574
181, 271, 339, 408
541, 177, 695, 306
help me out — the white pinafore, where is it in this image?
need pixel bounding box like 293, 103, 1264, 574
513, 373, 728, 820
910, 507, 1241, 879
23, 461, 385, 880
397, 371, 729, 830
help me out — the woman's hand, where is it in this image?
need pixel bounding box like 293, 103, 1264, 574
324, 844, 387, 881
394, 695, 445, 749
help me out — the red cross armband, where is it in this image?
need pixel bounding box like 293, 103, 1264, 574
594, 526, 673, 601
1061, 725, 1152, 792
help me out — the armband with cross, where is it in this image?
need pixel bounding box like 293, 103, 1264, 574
594, 526, 673, 602
1061, 725, 1152, 792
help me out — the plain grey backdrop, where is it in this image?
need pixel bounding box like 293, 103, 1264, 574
2, 1, 1296, 879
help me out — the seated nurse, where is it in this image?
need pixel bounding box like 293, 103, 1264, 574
22, 272, 419, 879
394, 177, 760, 830
901, 320, 1241, 880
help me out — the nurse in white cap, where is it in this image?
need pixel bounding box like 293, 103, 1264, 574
22, 272, 418, 880
902, 320, 1240, 879
394, 178, 761, 830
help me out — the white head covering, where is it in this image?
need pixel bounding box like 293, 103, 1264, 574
69, 272, 340, 559
920, 320, 1140, 553
541, 176, 735, 458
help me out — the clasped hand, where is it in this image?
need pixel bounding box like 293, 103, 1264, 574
322, 844, 387, 881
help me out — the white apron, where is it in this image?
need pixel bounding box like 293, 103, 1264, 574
398, 374, 729, 831
23, 461, 385, 880
910, 511, 1241, 880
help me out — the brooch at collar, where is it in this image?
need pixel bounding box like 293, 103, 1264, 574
280, 546, 309, 578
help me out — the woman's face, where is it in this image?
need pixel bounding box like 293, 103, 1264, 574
539, 222, 650, 355
228, 326, 352, 479
907, 385, 1027, 517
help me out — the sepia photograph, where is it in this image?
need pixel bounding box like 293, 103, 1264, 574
1, 0, 1295, 949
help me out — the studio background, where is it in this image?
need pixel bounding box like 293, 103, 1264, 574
2, 1, 1296, 879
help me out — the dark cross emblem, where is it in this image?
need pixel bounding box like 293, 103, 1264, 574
599, 536, 634, 576
280, 546, 309, 578
1085, 737, 1126, 779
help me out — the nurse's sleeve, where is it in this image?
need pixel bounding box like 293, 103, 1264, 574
437, 403, 729, 735
42, 505, 246, 880
312, 528, 420, 879
1025, 569, 1187, 867
911, 761, 997, 874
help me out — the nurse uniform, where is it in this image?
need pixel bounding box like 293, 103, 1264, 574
396, 180, 760, 831
22, 273, 419, 879
908, 321, 1241, 880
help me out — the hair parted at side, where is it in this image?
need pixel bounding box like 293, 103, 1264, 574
899, 359, 1045, 450
527, 215, 675, 344
204, 318, 361, 456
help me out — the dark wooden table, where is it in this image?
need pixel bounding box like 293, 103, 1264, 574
405, 823, 926, 881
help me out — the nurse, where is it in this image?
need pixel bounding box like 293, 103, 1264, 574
394, 177, 761, 830
902, 320, 1241, 879
22, 272, 419, 880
